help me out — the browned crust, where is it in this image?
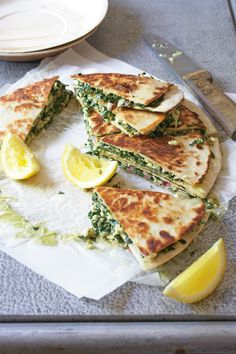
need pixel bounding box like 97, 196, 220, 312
179, 105, 205, 128
115, 107, 166, 134
100, 133, 211, 184
0, 76, 59, 106
166, 104, 206, 132
73, 73, 171, 105
88, 110, 120, 136
2, 118, 34, 140
96, 187, 206, 256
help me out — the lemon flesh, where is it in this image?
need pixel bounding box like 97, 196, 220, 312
62, 144, 118, 189
163, 238, 226, 303
1, 133, 40, 180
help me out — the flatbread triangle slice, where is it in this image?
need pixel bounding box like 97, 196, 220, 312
0, 77, 72, 144
90, 187, 209, 270
99, 132, 211, 185
97, 132, 221, 198
73, 72, 184, 113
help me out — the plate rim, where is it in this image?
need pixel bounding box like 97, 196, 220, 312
0, 26, 99, 62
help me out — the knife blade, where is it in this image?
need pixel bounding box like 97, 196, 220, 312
143, 32, 236, 140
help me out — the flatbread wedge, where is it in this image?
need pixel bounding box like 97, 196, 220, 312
89, 187, 210, 270
0, 77, 72, 144
97, 132, 221, 199
73, 73, 184, 113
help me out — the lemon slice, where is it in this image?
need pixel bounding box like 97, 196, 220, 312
1, 133, 40, 180
163, 238, 226, 303
62, 144, 118, 189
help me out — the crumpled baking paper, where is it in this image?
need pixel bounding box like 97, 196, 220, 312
0, 42, 235, 299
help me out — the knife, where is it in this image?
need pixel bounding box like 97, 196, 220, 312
228, 0, 236, 28
143, 32, 236, 140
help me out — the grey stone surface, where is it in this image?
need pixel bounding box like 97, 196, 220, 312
0, 0, 235, 319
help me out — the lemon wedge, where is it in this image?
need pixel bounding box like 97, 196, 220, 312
1, 133, 40, 180
62, 144, 118, 189
163, 238, 226, 303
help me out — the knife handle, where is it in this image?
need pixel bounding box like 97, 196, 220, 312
183, 70, 236, 140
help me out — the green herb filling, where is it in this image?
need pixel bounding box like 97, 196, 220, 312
26, 81, 72, 144
75, 81, 165, 109
88, 192, 132, 247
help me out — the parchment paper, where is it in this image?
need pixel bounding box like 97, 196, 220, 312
0, 42, 235, 299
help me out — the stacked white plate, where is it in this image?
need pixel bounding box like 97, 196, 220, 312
0, 0, 108, 61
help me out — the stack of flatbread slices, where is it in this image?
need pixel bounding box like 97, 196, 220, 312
73, 73, 222, 270
0, 74, 222, 272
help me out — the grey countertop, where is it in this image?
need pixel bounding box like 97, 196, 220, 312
0, 0, 236, 320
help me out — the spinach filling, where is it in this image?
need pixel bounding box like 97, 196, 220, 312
112, 116, 139, 136
136, 96, 164, 109
26, 81, 72, 144
83, 116, 95, 149
75, 81, 165, 109
149, 110, 180, 137
88, 192, 132, 247
77, 91, 141, 136
189, 137, 206, 146
80, 105, 97, 149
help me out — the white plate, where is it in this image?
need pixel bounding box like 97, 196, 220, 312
0, 0, 108, 53
0, 26, 98, 62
